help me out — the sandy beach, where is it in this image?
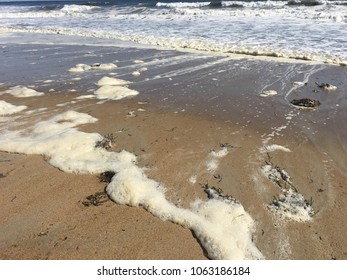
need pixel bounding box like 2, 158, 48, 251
0, 33, 346, 260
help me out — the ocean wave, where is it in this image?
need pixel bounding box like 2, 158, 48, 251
155, 1, 286, 9
2, 26, 346, 66
1, 1, 346, 67
287, 0, 323, 6
35, 4, 65, 11
60, 4, 98, 13
155, 2, 347, 23
138, 1, 159, 7
0, 3, 99, 18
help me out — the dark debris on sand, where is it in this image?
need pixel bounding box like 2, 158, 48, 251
290, 98, 321, 108
98, 171, 116, 183
95, 133, 115, 151
82, 191, 109, 207
202, 184, 239, 204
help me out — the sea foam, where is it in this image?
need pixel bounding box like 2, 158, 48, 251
95, 86, 138, 100
0, 110, 263, 260
69, 63, 117, 73
97, 77, 130, 86
206, 147, 229, 173
0, 100, 27, 115
1, 86, 44, 97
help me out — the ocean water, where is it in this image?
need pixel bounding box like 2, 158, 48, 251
0, 0, 346, 65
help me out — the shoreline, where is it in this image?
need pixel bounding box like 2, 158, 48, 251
0, 33, 346, 260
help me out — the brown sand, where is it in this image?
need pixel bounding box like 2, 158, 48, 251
0, 38, 346, 260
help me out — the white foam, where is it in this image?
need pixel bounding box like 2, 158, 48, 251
60, 4, 97, 14
133, 60, 144, 64
207, 159, 219, 173
69, 63, 117, 73
97, 77, 130, 86
92, 63, 118, 70
107, 170, 263, 260
261, 164, 314, 222
0, 110, 263, 260
0, 100, 27, 115
75, 94, 95, 100
94, 86, 139, 100
260, 144, 291, 153
268, 189, 314, 222
320, 83, 337, 91
260, 90, 278, 97
207, 147, 228, 173
210, 147, 229, 158
68, 63, 91, 73
189, 175, 197, 184
1, 86, 44, 97
132, 71, 141, 77
261, 164, 292, 185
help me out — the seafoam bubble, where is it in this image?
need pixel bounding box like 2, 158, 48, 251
260, 144, 291, 153
317, 83, 337, 91
132, 71, 141, 77
95, 85, 139, 100
92, 63, 118, 70
0, 100, 27, 115
260, 90, 278, 97
189, 175, 197, 184
68, 63, 92, 73
133, 60, 144, 64
1, 86, 44, 97
69, 63, 117, 73
97, 77, 130, 86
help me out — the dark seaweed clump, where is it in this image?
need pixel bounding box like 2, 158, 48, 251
290, 98, 321, 108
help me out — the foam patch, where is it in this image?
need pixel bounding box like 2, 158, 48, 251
0, 110, 263, 260
97, 77, 130, 86
0, 100, 27, 115
206, 147, 228, 173
260, 90, 278, 97
95, 86, 139, 100
260, 144, 291, 153
2, 86, 44, 97
69, 63, 117, 73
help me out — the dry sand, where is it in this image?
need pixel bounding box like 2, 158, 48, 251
0, 38, 346, 260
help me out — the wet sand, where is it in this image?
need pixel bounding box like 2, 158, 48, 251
0, 34, 346, 259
